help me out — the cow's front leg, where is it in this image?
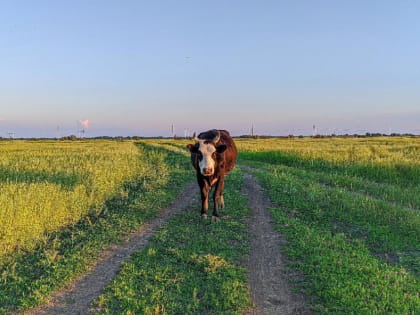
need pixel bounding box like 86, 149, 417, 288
199, 179, 210, 219
212, 176, 225, 222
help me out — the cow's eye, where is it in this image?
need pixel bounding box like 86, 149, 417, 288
197, 151, 203, 159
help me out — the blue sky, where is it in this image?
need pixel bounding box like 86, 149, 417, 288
1, 1, 419, 137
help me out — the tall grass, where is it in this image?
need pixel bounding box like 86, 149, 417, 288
0, 140, 145, 256
238, 137, 420, 186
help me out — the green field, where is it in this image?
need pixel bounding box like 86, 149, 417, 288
0, 137, 419, 314
0, 140, 146, 256
237, 137, 420, 313
0, 140, 194, 313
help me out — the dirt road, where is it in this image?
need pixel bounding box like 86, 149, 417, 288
26, 171, 309, 315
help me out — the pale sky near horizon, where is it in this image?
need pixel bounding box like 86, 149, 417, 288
1, 1, 419, 138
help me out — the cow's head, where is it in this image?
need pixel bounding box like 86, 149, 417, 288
187, 130, 227, 176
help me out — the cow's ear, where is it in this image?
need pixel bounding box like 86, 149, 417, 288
216, 144, 227, 154
187, 144, 198, 153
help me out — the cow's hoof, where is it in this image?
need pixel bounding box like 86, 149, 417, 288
201, 214, 208, 220
212, 216, 219, 223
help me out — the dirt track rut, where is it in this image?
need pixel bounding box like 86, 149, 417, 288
242, 171, 309, 315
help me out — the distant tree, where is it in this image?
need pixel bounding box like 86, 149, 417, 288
61, 134, 77, 141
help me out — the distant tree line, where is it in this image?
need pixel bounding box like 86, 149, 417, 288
237, 133, 419, 139
1, 133, 419, 141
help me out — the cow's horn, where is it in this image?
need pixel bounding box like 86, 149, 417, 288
193, 132, 199, 141
212, 130, 221, 144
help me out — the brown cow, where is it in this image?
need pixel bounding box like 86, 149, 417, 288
187, 129, 237, 221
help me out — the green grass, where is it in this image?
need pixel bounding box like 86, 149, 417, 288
0, 142, 194, 314
242, 163, 419, 259
237, 137, 420, 314
269, 207, 419, 314
239, 149, 420, 187
93, 169, 253, 315
240, 158, 420, 210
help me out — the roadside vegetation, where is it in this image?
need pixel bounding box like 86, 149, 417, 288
237, 137, 420, 313
0, 140, 193, 313
0, 140, 144, 255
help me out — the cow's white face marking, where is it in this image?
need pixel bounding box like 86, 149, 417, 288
197, 140, 217, 176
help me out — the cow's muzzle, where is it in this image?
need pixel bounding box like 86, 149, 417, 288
201, 167, 214, 176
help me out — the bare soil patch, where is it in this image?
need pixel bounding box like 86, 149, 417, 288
242, 171, 310, 315
25, 182, 197, 315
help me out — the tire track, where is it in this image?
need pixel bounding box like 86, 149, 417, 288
25, 182, 197, 315
242, 171, 310, 315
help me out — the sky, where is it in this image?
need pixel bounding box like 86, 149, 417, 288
1, 0, 419, 138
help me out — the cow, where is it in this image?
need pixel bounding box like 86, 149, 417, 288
186, 129, 237, 222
